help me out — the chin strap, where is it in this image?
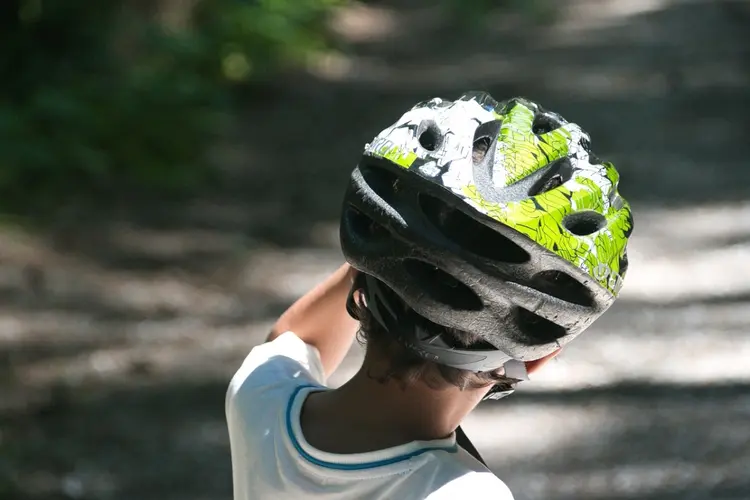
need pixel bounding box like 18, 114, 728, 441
456, 425, 487, 468
482, 360, 528, 401
482, 384, 517, 401
346, 273, 400, 330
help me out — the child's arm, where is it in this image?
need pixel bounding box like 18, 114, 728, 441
267, 263, 359, 378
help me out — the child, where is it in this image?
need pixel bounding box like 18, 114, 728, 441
226, 92, 634, 499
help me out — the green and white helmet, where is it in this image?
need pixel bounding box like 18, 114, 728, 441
340, 91, 634, 369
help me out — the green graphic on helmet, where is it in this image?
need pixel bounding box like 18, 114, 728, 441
367, 136, 418, 168
361, 93, 633, 296
491, 100, 574, 186
462, 164, 632, 295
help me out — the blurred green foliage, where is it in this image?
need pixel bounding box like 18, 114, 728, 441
0, 0, 344, 213
0, 0, 551, 215
195, 0, 345, 82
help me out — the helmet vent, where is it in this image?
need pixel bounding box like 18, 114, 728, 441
563, 210, 607, 236
588, 153, 602, 165
402, 259, 483, 311
528, 158, 573, 196
532, 113, 562, 135
419, 193, 530, 264
514, 307, 568, 345
532, 174, 563, 195
619, 252, 629, 276
360, 164, 400, 205
529, 270, 595, 307
472, 119, 502, 165
418, 124, 441, 151
344, 206, 391, 242
472, 137, 492, 164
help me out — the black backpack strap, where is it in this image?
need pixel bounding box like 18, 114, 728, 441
456, 425, 488, 468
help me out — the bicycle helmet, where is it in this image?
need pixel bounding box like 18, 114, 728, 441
340, 91, 633, 373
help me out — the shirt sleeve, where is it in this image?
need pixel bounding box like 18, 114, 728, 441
226, 331, 326, 411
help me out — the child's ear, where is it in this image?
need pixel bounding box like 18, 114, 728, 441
524, 348, 562, 375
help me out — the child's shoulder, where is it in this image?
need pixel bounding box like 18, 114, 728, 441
226, 332, 326, 409
426, 467, 513, 500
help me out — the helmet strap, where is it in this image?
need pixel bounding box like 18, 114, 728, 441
346, 274, 530, 385
346, 273, 400, 333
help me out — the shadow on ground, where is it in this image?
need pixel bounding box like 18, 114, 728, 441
484, 380, 750, 500
4, 378, 749, 500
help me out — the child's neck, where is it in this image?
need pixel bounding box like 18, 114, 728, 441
300, 365, 488, 454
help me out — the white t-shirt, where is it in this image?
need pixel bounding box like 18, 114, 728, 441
225, 331, 513, 500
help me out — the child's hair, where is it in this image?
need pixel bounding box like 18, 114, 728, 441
348, 284, 520, 392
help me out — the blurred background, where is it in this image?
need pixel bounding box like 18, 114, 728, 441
1, 0, 749, 499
